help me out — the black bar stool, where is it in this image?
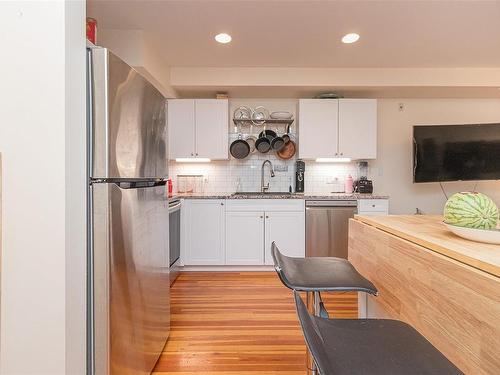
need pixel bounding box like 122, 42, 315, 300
271, 242, 378, 373
294, 291, 463, 375
271, 242, 378, 317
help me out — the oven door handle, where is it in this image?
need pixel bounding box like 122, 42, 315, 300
168, 201, 181, 213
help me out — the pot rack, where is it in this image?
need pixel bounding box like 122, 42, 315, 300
231, 118, 296, 136
232, 118, 294, 126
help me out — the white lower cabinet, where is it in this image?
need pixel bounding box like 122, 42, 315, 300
264, 211, 305, 265
357, 199, 389, 216
226, 212, 265, 265
225, 200, 305, 266
182, 199, 225, 265
182, 199, 306, 266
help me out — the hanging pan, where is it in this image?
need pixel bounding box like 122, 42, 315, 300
230, 125, 250, 159
255, 127, 271, 153
277, 139, 296, 160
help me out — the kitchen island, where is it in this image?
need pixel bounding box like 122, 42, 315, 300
349, 215, 500, 375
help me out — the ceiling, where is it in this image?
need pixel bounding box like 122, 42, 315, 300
88, 0, 500, 69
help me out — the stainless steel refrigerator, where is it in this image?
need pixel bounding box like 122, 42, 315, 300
87, 46, 170, 375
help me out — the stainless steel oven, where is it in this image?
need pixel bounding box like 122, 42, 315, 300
169, 197, 181, 285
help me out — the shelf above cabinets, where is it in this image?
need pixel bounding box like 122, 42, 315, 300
168, 99, 229, 160
298, 99, 377, 160
232, 118, 294, 126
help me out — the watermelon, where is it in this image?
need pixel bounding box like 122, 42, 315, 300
444, 192, 499, 230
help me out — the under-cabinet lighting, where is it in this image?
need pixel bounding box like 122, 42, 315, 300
175, 158, 211, 163
315, 158, 352, 163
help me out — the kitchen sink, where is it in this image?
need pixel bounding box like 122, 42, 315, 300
231, 191, 292, 196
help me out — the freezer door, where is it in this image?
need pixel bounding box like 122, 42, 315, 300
90, 47, 168, 179
92, 182, 170, 375
305, 206, 357, 258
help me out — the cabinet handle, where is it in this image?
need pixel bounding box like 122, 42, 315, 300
196, 153, 198, 156
260, 216, 263, 218
191, 152, 194, 156
340, 152, 343, 156
221, 202, 224, 206
265, 215, 269, 218
335, 152, 338, 156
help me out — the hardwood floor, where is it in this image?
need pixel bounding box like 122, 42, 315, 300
153, 271, 357, 374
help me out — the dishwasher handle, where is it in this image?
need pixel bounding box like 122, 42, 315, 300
168, 201, 181, 213
306, 200, 357, 207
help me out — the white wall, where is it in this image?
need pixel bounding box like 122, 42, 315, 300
372, 99, 500, 214
65, 1, 87, 374
98, 28, 178, 98
0, 1, 86, 374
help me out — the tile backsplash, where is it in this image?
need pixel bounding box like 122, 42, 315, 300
169, 156, 366, 194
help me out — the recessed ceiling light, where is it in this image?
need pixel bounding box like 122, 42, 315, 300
215, 33, 232, 44
342, 33, 360, 44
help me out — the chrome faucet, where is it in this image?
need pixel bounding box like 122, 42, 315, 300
261, 160, 275, 192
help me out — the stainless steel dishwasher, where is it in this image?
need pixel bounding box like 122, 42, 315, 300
305, 200, 358, 259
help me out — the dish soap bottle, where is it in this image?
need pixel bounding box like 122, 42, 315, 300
344, 174, 354, 194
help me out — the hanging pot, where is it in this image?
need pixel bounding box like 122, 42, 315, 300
258, 129, 277, 141
277, 139, 296, 160
282, 124, 292, 144
271, 133, 285, 151
255, 128, 271, 153
245, 124, 257, 153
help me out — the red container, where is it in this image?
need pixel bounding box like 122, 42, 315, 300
167, 179, 173, 197
86, 18, 97, 44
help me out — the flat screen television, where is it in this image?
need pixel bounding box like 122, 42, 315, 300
413, 123, 500, 183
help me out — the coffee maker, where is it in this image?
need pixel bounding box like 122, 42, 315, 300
353, 161, 374, 193
295, 159, 305, 193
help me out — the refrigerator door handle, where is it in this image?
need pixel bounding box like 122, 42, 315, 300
90, 178, 167, 189
113, 180, 166, 190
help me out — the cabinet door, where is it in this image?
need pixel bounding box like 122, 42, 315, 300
299, 99, 338, 159
195, 99, 229, 159
338, 99, 377, 159
226, 212, 265, 265
264, 211, 305, 265
183, 200, 225, 265
167, 99, 195, 159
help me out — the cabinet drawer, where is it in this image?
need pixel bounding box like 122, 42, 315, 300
358, 199, 388, 213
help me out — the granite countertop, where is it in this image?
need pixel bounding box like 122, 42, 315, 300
174, 192, 389, 200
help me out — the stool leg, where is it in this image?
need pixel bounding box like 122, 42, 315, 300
305, 292, 320, 375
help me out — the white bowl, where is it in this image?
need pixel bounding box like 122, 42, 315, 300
270, 111, 293, 120
443, 222, 500, 245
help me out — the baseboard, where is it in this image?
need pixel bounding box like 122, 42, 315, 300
179, 265, 275, 272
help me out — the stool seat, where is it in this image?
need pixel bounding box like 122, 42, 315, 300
294, 292, 463, 375
272, 242, 377, 295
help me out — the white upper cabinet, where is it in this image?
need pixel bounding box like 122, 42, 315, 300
167, 99, 228, 159
195, 99, 229, 159
299, 99, 377, 160
299, 99, 339, 159
167, 99, 195, 158
338, 99, 377, 159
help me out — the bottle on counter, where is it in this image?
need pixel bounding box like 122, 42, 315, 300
344, 174, 354, 194
167, 179, 173, 197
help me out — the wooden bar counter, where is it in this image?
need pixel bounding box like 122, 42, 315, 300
348, 215, 500, 375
